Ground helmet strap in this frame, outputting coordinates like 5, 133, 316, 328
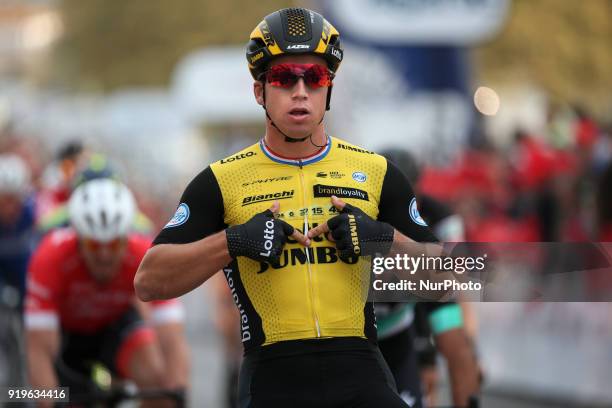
326, 85, 333, 111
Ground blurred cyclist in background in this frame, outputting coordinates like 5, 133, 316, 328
26, 179, 189, 407
0, 153, 35, 389
0, 153, 37, 312
378, 149, 481, 408
36, 140, 88, 221
37, 153, 154, 236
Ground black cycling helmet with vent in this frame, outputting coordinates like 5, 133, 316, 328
246, 8, 343, 81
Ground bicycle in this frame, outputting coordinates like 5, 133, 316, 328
54, 359, 186, 407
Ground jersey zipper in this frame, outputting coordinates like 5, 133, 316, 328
297, 159, 321, 337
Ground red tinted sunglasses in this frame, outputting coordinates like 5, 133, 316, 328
82, 238, 125, 253
263, 63, 334, 89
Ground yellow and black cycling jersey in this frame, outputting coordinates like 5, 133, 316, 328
154, 136, 437, 352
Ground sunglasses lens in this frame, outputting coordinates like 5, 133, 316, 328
267, 66, 299, 88
303, 65, 332, 88
266, 64, 332, 89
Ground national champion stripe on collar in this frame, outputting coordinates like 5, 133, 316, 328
259, 135, 332, 166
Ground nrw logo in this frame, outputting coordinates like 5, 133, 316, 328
165, 203, 190, 228
409, 198, 427, 227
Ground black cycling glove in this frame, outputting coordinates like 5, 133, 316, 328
328, 203, 394, 261
226, 209, 295, 266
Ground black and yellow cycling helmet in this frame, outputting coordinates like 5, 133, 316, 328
246, 8, 343, 81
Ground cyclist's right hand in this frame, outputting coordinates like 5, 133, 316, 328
226, 201, 309, 266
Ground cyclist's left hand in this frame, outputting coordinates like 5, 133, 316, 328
307, 196, 394, 261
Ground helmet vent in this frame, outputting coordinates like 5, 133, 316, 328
85, 213, 95, 231
100, 210, 108, 228
282, 8, 311, 42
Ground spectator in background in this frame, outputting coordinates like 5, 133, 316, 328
596, 161, 612, 242
0, 153, 35, 390
592, 122, 612, 175
0, 153, 38, 312
37, 153, 154, 236
378, 149, 481, 408
37, 140, 88, 221
574, 105, 599, 153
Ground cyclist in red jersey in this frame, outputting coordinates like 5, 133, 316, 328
25, 178, 189, 407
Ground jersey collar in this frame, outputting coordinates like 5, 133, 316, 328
259, 135, 332, 166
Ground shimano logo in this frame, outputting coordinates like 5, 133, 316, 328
313, 184, 369, 201
260, 219, 275, 258
242, 190, 294, 206
331, 48, 342, 60
220, 151, 256, 164
316, 171, 344, 179
287, 44, 310, 50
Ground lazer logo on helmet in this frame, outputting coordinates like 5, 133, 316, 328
287, 44, 310, 50
242, 190, 294, 206
313, 184, 369, 201
220, 151, 256, 164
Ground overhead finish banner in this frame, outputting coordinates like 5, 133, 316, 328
325, 0, 510, 45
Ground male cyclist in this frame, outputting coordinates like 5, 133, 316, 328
136, 8, 443, 407
26, 179, 189, 407
37, 153, 154, 236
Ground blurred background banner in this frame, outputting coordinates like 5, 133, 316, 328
171, 47, 262, 125
319, 0, 506, 162
325, 0, 510, 45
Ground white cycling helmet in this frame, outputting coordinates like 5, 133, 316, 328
68, 178, 136, 242
0, 154, 31, 196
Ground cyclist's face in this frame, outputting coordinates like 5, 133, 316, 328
255, 55, 329, 138
79, 238, 127, 282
